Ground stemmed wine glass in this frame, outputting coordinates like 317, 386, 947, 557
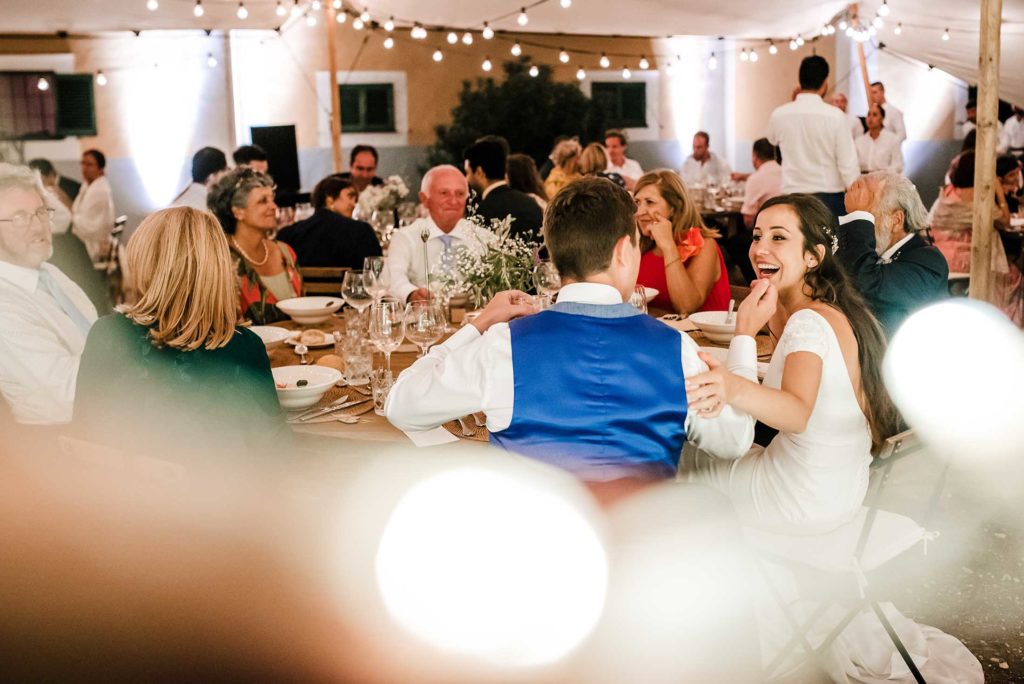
369, 297, 406, 374
342, 270, 373, 316
534, 260, 562, 298
363, 256, 390, 302
404, 301, 445, 358
628, 285, 649, 314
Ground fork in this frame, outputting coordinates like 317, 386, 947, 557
472, 412, 487, 428
457, 417, 477, 437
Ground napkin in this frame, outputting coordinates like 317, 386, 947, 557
403, 426, 460, 447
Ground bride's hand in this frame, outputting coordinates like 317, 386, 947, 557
686, 352, 734, 418
736, 278, 778, 337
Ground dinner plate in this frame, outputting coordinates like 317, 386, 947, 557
285, 332, 335, 349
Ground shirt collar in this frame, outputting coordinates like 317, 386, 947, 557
795, 93, 824, 104
423, 216, 473, 240
880, 232, 915, 262
481, 180, 507, 200
0, 259, 42, 293
556, 282, 624, 305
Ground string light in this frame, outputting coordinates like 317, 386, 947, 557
352, 17, 364, 29
96, 71, 107, 86
868, 25, 877, 36
559, 48, 569, 63
665, 61, 675, 77
517, 8, 528, 26
336, 11, 346, 23
639, 56, 649, 70
275, 0, 285, 17
621, 66, 631, 79
894, 22, 903, 35
359, 10, 370, 22
510, 40, 522, 56
36, 76, 49, 91
878, 0, 891, 17
306, 12, 317, 26
789, 38, 798, 50
529, 65, 539, 77
560, 0, 571, 7
482, 23, 494, 39
333, 0, 342, 8
462, 32, 473, 45
739, 47, 749, 62
599, 52, 610, 68
193, 0, 204, 18
576, 66, 585, 81
482, 57, 492, 72
207, 52, 218, 67
411, 24, 427, 39
749, 49, 759, 63
942, 28, 950, 41
796, 36, 805, 46
839, 20, 848, 30
768, 41, 778, 55
845, 26, 854, 37
383, 36, 394, 49
311, 0, 321, 9
433, 49, 443, 62
146, 0, 158, 11
447, 31, 458, 44
384, 16, 394, 31
707, 53, 718, 70
872, 16, 884, 29
236, 2, 248, 20
291, 0, 301, 17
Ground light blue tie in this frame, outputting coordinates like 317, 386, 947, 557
439, 234, 453, 252
439, 234, 454, 274
38, 269, 92, 337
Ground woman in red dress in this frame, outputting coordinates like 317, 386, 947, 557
634, 170, 731, 314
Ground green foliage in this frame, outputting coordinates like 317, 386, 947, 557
429, 57, 611, 168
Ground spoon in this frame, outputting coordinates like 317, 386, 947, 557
725, 298, 736, 325
295, 343, 309, 364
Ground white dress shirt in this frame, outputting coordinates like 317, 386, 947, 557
606, 157, 644, 182
71, 175, 115, 262
0, 260, 98, 424
767, 93, 860, 194
740, 160, 783, 216
386, 216, 495, 303
171, 182, 209, 210
1001, 116, 1024, 151
681, 152, 732, 186
386, 282, 757, 460
881, 102, 907, 143
848, 112, 865, 138
878, 231, 916, 264
44, 188, 72, 235
855, 130, 905, 173
962, 119, 1005, 151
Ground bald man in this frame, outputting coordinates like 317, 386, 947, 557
386, 165, 495, 303
830, 92, 866, 138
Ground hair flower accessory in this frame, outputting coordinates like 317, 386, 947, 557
823, 225, 839, 254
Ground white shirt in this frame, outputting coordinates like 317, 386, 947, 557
71, 175, 115, 262
44, 188, 72, 235
171, 182, 209, 210
0, 260, 98, 424
879, 231, 916, 264
606, 157, 644, 182
681, 152, 732, 186
386, 282, 756, 461
740, 160, 783, 216
1001, 116, 1024, 151
855, 129, 905, 173
962, 119, 1006, 152
881, 102, 907, 143
847, 112, 865, 138
767, 93, 860, 194
385, 216, 495, 303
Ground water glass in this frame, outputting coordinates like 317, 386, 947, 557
535, 293, 554, 310
336, 332, 372, 385
342, 270, 373, 313
364, 256, 390, 301
405, 301, 445, 357
370, 368, 394, 416
369, 297, 406, 373
534, 260, 562, 296
629, 285, 649, 314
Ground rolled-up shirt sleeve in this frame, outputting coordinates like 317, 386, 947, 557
682, 332, 756, 459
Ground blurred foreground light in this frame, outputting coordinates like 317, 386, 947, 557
884, 300, 1024, 465
375, 466, 608, 667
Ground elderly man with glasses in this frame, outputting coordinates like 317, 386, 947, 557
0, 163, 97, 425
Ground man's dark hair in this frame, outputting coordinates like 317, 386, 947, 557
233, 144, 267, 166
311, 174, 354, 209
28, 158, 56, 177
798, 55, 830, 91
475, 134, 510, 159
604, 129, 627, 146
752, 138, 775, 163
997, 154, 1020, 179
950, 151, 976, 189
871, 81, 885, 91
694, 131, 710, 144
191, 147, 228, 184
83, 149, 106, 169
961, 129, 977, 153
350, 144, 379, 165
543, 177, 638, 281
463, 140, 507, 181
965, 99, 977, 110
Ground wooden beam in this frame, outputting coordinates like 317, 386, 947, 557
971, 0, 1002, 304
849, 4, 873, 104
325, 4, 343, 174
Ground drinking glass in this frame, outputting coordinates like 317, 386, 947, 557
369, 297, 406, 374
405, 301, 445, 358
335, 332, 372, 385
342, 270, 373, 314
363, 257, 390, 301
629, 285, 649, 314
534, 260, 562, 297
370, 368, 394, 416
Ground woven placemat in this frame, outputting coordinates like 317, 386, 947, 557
442, 418, 490, 442
687, 331, 774, 358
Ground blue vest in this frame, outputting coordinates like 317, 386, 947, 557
490, 301, 689, 482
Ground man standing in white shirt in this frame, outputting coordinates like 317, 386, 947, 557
0, 164, 98, 424
386, 165, 494, 303
71, 149, 115, 263
172, 147, 228, 210
386, 177, 755, 488
604, 129, 644, 190
854, 104, 905, 174
680, 131, 732, 186
869, 81, 906, 144
1001, 106, 1024, 155
767, 55, 860, 218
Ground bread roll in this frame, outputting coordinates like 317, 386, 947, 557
299, 329, 328, 346
316, 354, 345, 373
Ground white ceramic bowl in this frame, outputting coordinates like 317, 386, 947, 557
643, 287, 659, 303
249, 325, 292, 350
275, 296, 343, 325
272, 365, 342, 411
688, 310, 736, 344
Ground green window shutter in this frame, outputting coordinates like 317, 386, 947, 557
339, 83, 395, 133
591, 82, 646, 129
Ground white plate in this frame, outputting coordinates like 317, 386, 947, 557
249, 325, 291, 350
285, 332, 335, 349
688, 310, 737, 344
698, 346, 769, 380
644, 287, 659, 303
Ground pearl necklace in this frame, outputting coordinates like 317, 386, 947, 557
232, 237, 270, 266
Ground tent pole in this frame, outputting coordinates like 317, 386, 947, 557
850, 4, 873, 102
325, 4, 344, 174
971, 0, 1002, 304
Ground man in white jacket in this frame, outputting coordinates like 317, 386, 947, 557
71, 149, 115, 263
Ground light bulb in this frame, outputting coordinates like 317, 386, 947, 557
146, 0, 158, 11
639, 56, 649, 70
769, 42, 778, 55
529, 65, 539, 77
482, 23, 493, 39
942, 28, 950, 41
433, 49, 443, 62
312, 0, 321, 9
621, 66, 631, 79
333, 0, 341, 8
462, 32, 473, 45
352, 17, 364, 29
749, 49, 759, 63
36, 77, 49, 91
96, 71, 107, 86
707, 53, 718, 70
878, 0, 890, 17
193, 1, 204, 17
845, 26, 854, 37
740, 48, 749, 62
839, 19, 848, 30
383, 36, 393, 49
560, 0, 571, 7
275, 1, 285, 17
599, 53, 610, 68
517, 8, 528, 26
576, 67, 585, 81
306, 13, 317, 26
511, 41, 522, 56
873, 16, 884, 29
789, 38, 799, 50
482, 57, 492, 72
796, 36, 805, 46
291, 0, 300, 17
447, 31, 458, 44
207, 52, 218, 67
336, 11, 346, 22
384, 16, 394, 31
236, 2, 247, 19
894, 23, 903, 35
360, 10, 370, 22
559, 49, 569, 64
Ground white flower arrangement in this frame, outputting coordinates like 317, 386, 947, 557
356, 174, 410, 217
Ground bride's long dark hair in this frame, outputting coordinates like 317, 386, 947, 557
756, 194, 899, 453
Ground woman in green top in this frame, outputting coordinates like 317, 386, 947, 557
73, 207, 290, 462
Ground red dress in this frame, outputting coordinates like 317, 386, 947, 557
637, 237, 731, 314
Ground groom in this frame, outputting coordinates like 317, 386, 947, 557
386, 177, 755, 485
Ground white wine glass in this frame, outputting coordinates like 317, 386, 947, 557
369, 297, 406, 374
342, 270, 373, 315
363, 256, 390, 302
533, 260, 562, 297
404, 301, 445, 358
629, 285, 649, 314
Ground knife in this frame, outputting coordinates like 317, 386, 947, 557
294, 394, 348, 421
298, 398, 371, 422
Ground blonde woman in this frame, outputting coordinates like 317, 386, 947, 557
634, 169, 731, 314
576, 143, 626, 188
543, 138, 583, 199
73, 207, 288, 460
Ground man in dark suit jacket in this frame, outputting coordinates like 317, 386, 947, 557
464, 139, 544, 243
837, 172, 948, 337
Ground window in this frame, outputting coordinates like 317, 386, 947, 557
591, 82, 647, 129
339, 83, 395, 133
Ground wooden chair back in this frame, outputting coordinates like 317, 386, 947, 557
299, 267, 350, 296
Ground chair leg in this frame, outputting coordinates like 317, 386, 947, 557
870, 602, 927, 684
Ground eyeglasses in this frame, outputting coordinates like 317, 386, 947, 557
0, 207, 55, 230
